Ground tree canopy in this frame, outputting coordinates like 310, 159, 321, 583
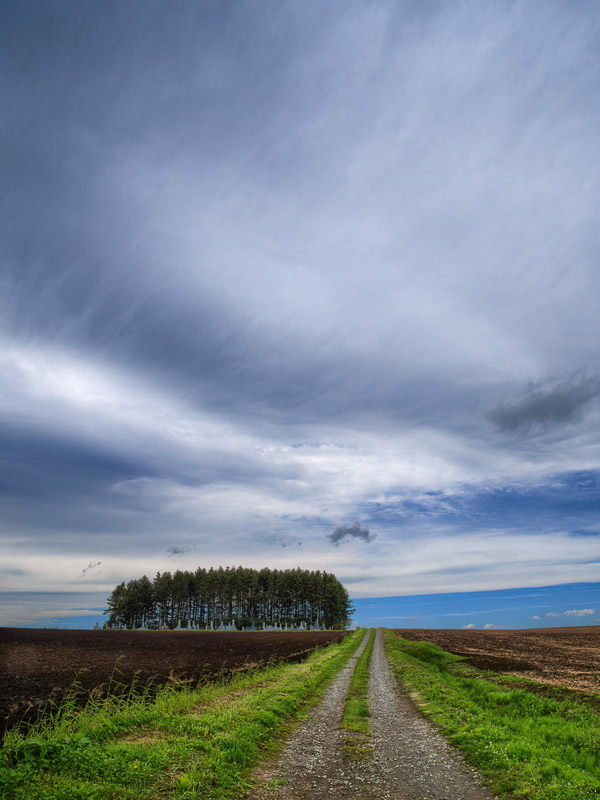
104, 566, 353, 630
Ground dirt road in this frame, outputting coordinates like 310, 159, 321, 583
251, 628, 496, 799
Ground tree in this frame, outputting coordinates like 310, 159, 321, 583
104, 565, 353, 630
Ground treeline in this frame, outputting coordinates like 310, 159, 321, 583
104, 566, 353, 630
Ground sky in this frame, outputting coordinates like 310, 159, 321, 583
1, 1, 599, 630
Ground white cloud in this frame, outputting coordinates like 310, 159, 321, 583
564, 608, 597, 617
531, 608, 598, 620
463, 623, 476, 629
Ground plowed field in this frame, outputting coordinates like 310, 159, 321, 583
393, 626, 600, 694
0, 628, 346, 732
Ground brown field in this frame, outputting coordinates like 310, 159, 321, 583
393, 625, 600, 694
0, 627, 346, 732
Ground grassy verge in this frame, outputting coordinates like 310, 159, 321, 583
340, 627, 374, 759
1, 629, 364, 800
384, 630, 600, 800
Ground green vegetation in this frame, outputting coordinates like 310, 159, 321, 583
384, 630, 600, 800
342, 628, 374, 733
0, 629, 364, 800
105, 566, 353, 630
341, 627, 375, 759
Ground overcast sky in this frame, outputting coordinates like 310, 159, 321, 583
2, 1, 599, 628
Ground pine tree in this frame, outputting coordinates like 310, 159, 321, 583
104, 566, 353, 630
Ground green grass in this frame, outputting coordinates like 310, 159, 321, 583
0, 629, 365, 800
341, 627, 374, 733
384, 630, 600, 800
340, 627, 374, 759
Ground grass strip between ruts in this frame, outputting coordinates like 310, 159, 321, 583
340, 627, 375, 760
384, 629, 600, 800
1, 628, 365, 800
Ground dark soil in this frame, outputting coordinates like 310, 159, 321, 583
393, 625, 600, 694
0, 628, 346, 732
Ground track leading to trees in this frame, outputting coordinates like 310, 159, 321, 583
251, 628, 496, 800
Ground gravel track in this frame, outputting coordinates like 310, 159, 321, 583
250, 628, 497, 800
367, 628, 496, 799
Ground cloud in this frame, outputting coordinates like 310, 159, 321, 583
2, 2, 600, 621
327, 523, 376, 547
564, 608, 597, 617
463, 623, 476, 629
483, 623, 497, 629
532, 608, 597, 620
270, 536, 290, 549
165, 545, 195, 559
0, 591, 109, 627
79, 561, 101, 578
488, 377, 600, 433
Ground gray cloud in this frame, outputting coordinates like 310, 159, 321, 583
165, 545, 195, 559
2, 1, 598, 429
1, 1, 600, 611
0, 568, 26, 577
79, 561, 101, 578
488, 377, 600, 432
327, 524, 376, 547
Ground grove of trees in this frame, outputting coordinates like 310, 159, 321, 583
104, 566, 354, 630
